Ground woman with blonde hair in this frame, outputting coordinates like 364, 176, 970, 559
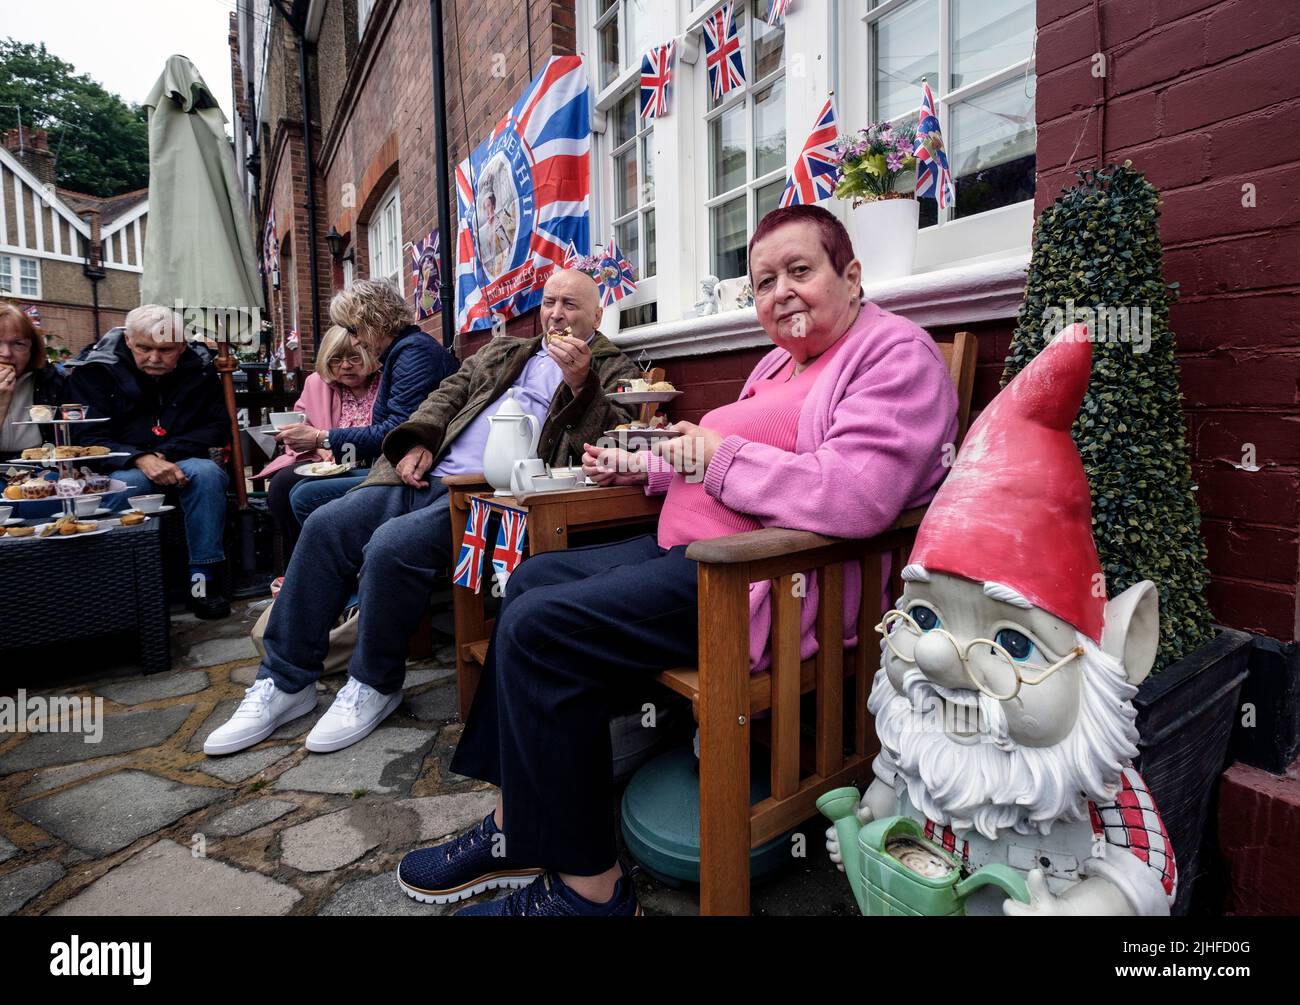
274, 278, 457, 524
0, 301, 64, 454
255, 324, 382, 565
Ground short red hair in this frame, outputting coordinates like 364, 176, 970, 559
0, 301, 45, 371
747, 204, 856, 279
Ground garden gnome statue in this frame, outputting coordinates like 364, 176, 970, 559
822, 325, 1177, 916
694, 275, 720, 316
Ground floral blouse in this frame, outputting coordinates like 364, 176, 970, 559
338, 376, 380, 429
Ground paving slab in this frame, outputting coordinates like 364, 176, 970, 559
16, 770, 226, 857
274, 727, 433, 796
280, 807, 382, 873
204, 799, 298, 837
319, 871, 449, 917
398, 791, 498, 842
16, 756, 132, 801
49, 840, 301, 916
190, 745, 296, 784
0, 860, 65, 915
230, 665, 257, 686
181, 636, 258, 669
95, 671, 210, 706
405, 684, 458, 724
0, 835, 16, 865
403, 665, 455, 689
0, 705, 194, 776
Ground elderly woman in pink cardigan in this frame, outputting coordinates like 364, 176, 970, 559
255, 324, 380, 566
397, 204, 958, 917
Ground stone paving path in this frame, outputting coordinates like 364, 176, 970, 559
0, 602, 857, 917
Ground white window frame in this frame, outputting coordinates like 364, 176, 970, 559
0, 254, 41, 299
342, 257, 355, 291
697, 0, 787, 282
367, 180, 403, 295
609, 88, 658, 279
861, 0, 1036, 271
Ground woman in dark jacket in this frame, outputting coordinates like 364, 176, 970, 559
273, 279, 457, 522
0, 302, 66, 455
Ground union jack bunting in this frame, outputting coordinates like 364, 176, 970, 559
491, 507, 528, 591
262, 208, 279, 275
22, 305, 41, 327
598, 239, 637, 306
410, 232, 442, 321
703, 1, 745, 102
766, 0, 791, 26
914, 79, 956, 209
562, 240, 580, 268
640, 40, 675, 122
779, 97, 839, 208
453, 497, 490, 594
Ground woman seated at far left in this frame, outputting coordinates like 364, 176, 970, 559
255, 324, 380, 567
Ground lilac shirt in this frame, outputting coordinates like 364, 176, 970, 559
432, 341, 567, 477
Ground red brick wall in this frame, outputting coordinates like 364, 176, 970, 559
1035, 0, 1300, 643
32, 304, 129, 356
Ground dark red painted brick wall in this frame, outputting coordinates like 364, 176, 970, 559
1035, 0, 1300, 643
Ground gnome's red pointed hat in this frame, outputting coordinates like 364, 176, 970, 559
908, 325, 1105, 642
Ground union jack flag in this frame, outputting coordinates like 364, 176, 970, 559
598, 239, 637, 307
703, 1, 745, 102
914, 79, 956, 209
453, 497, 490, 593
22, 305, 41, 327
640, 41, 675, 122
779, 97, 839, 208
455, 56, 591, 334
562, 240, 580, 268
766, 0, 791, 26
491, 507, 528, 591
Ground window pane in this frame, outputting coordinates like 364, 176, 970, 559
615, 218, 639, 277
644, 208, 656, 278
756, 178, 783, 222
619, 302, 657, 329
753, 77, 785, 179
952, 0, 1035, 89
614, 149, 638, 217
641, 130, 655, 205
752, 0, 784, 80
614, 91, 637, 147
710, 103, 746, 197
950, 76, 1036, 219
597, 0, 616, 14
0, 257, 11, 294
873, 0, 938, 122
625, 0, 654, 70
20, 274, 38, 298
708, 3, 746, 111
711, 195, 747, 279
599, 15, 620, 87
20, 259, 37, 279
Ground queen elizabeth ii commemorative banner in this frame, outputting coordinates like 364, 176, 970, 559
454, 55, 591, 334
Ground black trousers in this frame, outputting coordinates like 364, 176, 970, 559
450, 533, 700, 875
267, 466, 310, 570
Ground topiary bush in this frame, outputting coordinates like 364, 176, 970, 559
1001, 162, 1215, 672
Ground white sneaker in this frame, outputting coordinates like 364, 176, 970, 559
204, 678, 317, 756
304, 678, 402, 753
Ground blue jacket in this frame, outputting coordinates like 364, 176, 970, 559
326, 326, 456, 462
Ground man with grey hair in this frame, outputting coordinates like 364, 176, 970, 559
67, 305, 234, 618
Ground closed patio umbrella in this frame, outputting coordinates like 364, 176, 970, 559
141, 54, 264, 509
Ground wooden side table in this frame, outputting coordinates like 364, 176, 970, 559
447, 477, 664, 719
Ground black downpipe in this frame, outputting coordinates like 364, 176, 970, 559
429, 0, 456, 355
295, 33, 323, 359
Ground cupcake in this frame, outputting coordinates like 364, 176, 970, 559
83, 473, 111, 493
56, 477, 84, 497
21, 479, 56, 499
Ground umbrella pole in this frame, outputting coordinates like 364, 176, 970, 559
214, 339, 249, 510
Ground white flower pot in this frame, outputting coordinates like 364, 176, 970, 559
848, 197, 919, 285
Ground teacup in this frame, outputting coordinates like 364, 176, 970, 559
128, 494, 165, 513
73, 495, 102, 517
270, 411, 307, 429
509, 458, 547, 497
0, 506, 11, 522
531, 475, 578, 493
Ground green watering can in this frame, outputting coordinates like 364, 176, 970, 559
818, 787, 1030, 916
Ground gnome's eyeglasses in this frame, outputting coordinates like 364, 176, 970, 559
875, 609, 1084, 702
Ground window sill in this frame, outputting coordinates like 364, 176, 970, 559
610, 249, 1030, 359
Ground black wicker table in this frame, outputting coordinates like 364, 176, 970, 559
0, 518, 171, 674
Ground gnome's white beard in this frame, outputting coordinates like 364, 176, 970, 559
870, 635, 1140, 841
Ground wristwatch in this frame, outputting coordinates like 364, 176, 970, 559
319, 431, 331, 450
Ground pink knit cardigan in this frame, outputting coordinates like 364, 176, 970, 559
648, 301, 958, 670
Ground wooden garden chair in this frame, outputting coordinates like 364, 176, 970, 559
654, 331, 977, 915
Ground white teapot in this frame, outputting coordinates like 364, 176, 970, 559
483, 390, 541, 496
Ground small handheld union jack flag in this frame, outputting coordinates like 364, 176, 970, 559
640, 40, 675, 122
562, 240, 580, 268
491, 507, 528, 591
779, 98, 839, 208
703, 1, 745, 102
766, 0, 791, 27
598, 240, 637, 307
453, 497, 490, 594
914, 79, 956, 209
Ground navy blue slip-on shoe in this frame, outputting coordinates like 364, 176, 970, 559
397, 812, 544, 905
454, 870, 641, 917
